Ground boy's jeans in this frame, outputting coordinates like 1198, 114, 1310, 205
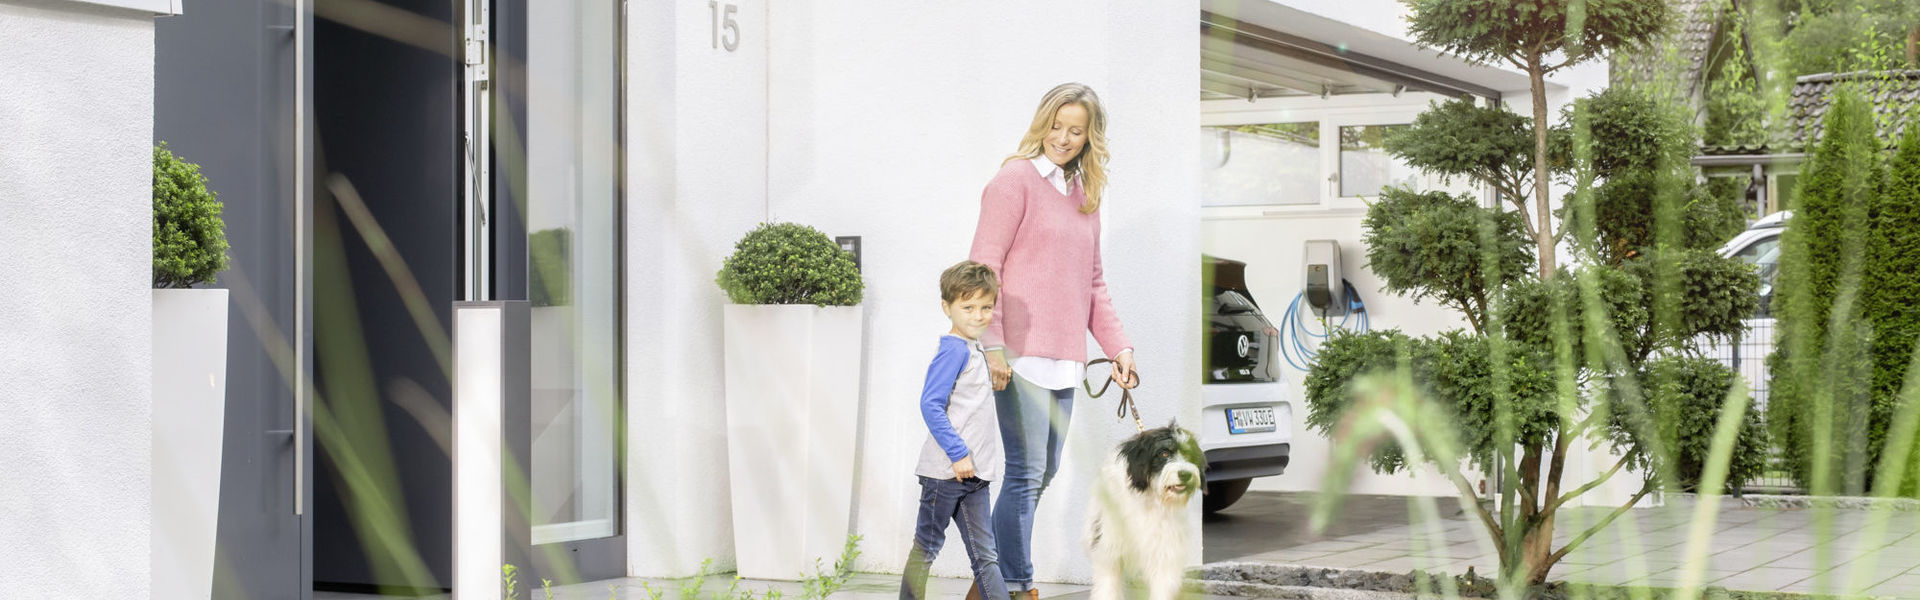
992, 374, 1076, 592
901, 476, 1007, 600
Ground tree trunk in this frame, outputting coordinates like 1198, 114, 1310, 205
1522, 515, 1559, 586
1529, 60, 1556, 279
1908, 24, 1918, 68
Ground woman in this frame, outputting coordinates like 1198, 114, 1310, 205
968, 82, 1136, 600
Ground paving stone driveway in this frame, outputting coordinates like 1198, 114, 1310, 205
1205, 491, 1920, 597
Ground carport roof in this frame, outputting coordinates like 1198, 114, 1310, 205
1200, 1, 1547, 102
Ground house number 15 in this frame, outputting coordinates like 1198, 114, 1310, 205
709, 1, 739, 52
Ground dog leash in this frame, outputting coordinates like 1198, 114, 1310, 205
1083, 358, 1145, 433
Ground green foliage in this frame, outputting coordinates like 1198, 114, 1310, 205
1687, 180, 1755, 250
1578, 88, 1689, 179
1781, 2, 1917, 75
798, 535, 861, 599
153, 143, 229, 288
1642, 357, 1770, 493
715, 222, 863, 306
504, 564, 521, 600
1362, 189, 1534, 332
1575, 87, 1747, 263
1304, 329, 1560, 474
1402, 0, 1673, 69
610, 536, 861, 600
1702, 12, 1769, 149
529, 228, 571, 307
1770, 88, 1885, 493
1313, 46, 1761, 585
1382, 98, 1570, 200
1863, 124, 1920, 497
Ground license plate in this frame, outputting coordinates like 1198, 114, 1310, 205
1226, 406, 1276, 434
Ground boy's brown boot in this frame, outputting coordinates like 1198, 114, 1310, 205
962, 583, 982, 600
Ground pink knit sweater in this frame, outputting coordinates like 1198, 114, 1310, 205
968, 159, 1132, 362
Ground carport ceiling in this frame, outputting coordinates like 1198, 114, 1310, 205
1200, 9, 1516, 101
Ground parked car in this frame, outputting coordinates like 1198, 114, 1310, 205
1706, 210, 1787, 407
1199, 255, 1292, 512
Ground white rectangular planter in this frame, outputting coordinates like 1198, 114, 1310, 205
152, 288, 229, 600
721, 304, 862, 580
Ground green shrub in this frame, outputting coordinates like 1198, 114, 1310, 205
1361, 189, 1533, 333
715, 222, 862, 306
529, 228, 571, 307
1864, 123, 1920, 497
1641, 356, 1769, 494
152, 143, 229, 288
1769, 88, 1885, 494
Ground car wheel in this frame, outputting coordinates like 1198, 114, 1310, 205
1203, 478, 1252, 513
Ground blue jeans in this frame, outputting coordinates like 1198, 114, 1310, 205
992, 374, 1075, 592
901, 476, 1006, 600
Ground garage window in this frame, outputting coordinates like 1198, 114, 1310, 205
1202, 122, 1321, 207
1338, 124, 1417, 198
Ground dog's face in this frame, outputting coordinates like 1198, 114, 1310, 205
1116, 422, 1206, 505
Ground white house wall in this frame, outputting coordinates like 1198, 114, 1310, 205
0, 0, 156, 597
627, 0, 1201, 583
624, 0, 772, 577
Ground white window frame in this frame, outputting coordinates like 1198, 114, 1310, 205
1201, 92, 1492, 218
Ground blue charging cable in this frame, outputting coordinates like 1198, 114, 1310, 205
1279, 279, 1369, 371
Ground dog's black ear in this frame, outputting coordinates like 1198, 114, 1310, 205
1117, 435, 1155, 492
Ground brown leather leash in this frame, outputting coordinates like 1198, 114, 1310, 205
1083, 357, 1145, 433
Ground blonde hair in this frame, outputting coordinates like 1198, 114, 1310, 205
1004, 82, 1109, 214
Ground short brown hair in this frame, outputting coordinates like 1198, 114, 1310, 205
940, 261, 999, 303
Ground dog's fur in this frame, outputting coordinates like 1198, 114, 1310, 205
1086, 422, 1205, 600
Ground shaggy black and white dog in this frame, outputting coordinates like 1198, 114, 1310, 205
1086, 422, 1205, 600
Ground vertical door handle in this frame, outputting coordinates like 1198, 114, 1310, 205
292, 0, 308, 517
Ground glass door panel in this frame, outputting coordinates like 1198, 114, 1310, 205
525, 0, 621, 546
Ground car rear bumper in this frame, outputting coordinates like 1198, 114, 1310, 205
1205, 442, 1290, 481
1200, 381, 1292, 482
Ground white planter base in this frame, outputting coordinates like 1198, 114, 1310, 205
722, 304, 862, 580
152, 288, 229, 600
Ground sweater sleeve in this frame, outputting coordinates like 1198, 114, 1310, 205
920, 337, 972, 462
1087, 216, 1132, 358
969, 166, 1026, 350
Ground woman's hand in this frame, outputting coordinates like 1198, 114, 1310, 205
986, 349, 1012, 391
1111, 350, 1138, 389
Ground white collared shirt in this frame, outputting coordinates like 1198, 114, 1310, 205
1000, 158, 1128, 391
1030, 156, 1074, 196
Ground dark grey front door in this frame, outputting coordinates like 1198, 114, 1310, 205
309, 0, 463, 593
156, 2, 310, 599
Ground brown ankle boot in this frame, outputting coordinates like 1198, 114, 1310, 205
963, 583, 982, 600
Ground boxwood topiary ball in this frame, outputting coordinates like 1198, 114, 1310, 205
715, 222, 863, 306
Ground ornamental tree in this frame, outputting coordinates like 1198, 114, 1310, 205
1309, 78, 1763, 589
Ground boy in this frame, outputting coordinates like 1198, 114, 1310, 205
901, 261, 1008, 600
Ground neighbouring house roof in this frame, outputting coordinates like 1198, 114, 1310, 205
1784, 70, 1920, 148
1611, 0, 1724, 98
1694, 70, 1920, 171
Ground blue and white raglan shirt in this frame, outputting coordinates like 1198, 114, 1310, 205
914, 334, 1004, 482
